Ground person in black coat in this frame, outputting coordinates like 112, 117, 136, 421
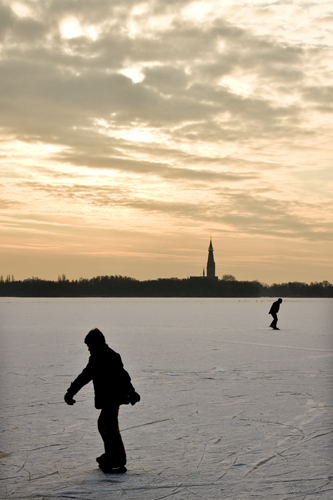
64, 328, 140, 473
269, 298, 283, 329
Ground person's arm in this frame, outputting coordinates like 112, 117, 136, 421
116, 353, 141, 405
120, 371, 141, 405
64, 359, 93, 405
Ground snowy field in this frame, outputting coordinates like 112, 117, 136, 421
0, 297, 332, 500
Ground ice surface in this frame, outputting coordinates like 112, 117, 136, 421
0, 297, 332, 499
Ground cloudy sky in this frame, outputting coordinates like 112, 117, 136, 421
1, 0, 332, 283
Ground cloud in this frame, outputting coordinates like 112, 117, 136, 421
10, 174, 332, 245
0, 197, 20, 209
1, 0, 332, 281
0, 1, 316, 153
302, 86, 333, 111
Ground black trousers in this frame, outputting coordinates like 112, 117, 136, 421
270, 312, 278, 328
97, 406, 126, 466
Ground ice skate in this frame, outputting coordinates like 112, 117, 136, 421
99, 462, 127, 474
96, 453, 107, 464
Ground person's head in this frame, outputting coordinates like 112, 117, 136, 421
84, 328, 106, 352
278, 298, 283, 303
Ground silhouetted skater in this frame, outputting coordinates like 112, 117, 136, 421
64, 328, 140, 473
269, 298, 283, 330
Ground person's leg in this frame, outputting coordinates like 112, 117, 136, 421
97, 407, 127, 466
269, 313, 274, 327
274, 314, 279, 329
270, 313, 277, 328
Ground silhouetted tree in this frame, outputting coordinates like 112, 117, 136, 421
222, 274, 236, 281
0, 276, 331, 298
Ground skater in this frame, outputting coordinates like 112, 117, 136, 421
269, 298, 283, 330
64, 328, 140, 473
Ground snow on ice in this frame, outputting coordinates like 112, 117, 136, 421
0, 297, 332, 499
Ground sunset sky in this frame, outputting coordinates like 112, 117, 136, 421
1, 0, 332, 284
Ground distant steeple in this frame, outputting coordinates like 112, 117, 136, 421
206, 238, 216, 279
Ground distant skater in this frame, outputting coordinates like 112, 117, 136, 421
64, 328, 140, 473
269, 298, 283, 330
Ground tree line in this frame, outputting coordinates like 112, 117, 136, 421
0, 275, 332, 297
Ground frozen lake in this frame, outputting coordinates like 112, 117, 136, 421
0, 297, 332, 499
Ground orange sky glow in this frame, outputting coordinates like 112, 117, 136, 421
1, 0, 332, 284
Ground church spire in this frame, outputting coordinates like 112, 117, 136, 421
206, 238, 216, 279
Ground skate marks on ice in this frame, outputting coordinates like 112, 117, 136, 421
1, 375, 332, 497
3, 372, 332, 500
157, 368, 331, 499
202, 338, 333, 353
1, 297, 333, 499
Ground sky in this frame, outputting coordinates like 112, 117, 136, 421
1, 0, 332, 284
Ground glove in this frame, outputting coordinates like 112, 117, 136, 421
64, 392, 76, 405
129, 391, 140, 406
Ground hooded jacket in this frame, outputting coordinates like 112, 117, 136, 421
67, 343, 136, 409
269, 300, 281, 315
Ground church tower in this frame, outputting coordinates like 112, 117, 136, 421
206, 238, 216, 279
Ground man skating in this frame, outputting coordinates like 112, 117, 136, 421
64, 328, 140, 473
269, 298, 283, 330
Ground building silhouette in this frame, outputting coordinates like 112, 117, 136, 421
190, 238, 218, 281
206, 238, 216, 279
